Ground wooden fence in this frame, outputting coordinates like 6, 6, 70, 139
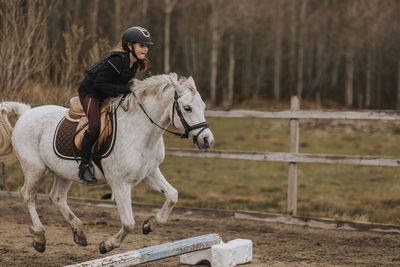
166, 96, 400, 216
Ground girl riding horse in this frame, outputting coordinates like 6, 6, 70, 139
77, 26, 153, 184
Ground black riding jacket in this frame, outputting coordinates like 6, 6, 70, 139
78, 52, 138, 101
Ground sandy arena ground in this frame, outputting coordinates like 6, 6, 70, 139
0, 193, 399, 266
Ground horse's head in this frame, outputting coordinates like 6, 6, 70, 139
169, 75, 214, 150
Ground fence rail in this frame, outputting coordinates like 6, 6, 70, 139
205, 109, 400, 120
165, 149, 400, 167
166, 96, 400, 216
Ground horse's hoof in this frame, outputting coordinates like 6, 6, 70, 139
74, 233, 87, 247
32, 241, 46, 253
142, 219, 152, 235
99, 241, 108, 254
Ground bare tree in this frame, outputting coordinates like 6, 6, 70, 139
288, 0, 298, 95
209, 0, 222, 107
365, 45, 373, 108
0, 0, 53, 99
2, 0, 400, 108
296, 0, 307, 99
227, 32, 235, 109
114, 0, 123, 44
61, 25, 88, 89
344, 45, 354, 108
273, 0, 283, 101
309, 1, 331, 106
397, 61, 400, 110
141, 0, 148, 25
164, 0, 178, 74
90, 0, 100, 46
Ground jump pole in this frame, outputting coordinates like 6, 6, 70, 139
65, 233, 222, 267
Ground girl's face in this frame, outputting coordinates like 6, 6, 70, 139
132, 43, 149, 60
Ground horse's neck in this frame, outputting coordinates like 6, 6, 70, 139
117, 93, 172, 144
141, 94, 172, 128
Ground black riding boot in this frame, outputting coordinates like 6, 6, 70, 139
78, 131, 97, 184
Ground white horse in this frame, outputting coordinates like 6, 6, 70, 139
0, 73, 214, 253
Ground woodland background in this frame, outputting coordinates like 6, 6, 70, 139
1, 0, 400, 109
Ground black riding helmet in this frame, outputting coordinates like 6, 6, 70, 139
122, 26, 153, 60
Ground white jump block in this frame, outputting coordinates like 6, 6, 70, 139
180, 239, 252, 267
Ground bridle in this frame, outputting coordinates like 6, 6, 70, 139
130, 91, 209, 145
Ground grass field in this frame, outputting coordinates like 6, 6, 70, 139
2, 116, 400, 224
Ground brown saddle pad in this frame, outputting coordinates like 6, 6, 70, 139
53, 112, 117, 160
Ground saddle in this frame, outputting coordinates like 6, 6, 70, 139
53, 96, 117, 164
68, 96, 112, 151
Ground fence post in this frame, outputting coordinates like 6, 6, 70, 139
288, 96, 300, 215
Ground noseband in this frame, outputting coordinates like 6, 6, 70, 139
132, 91, 209, 145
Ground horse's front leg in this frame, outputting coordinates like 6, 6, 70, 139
142, 168, 178, 235
99, 182, 134, 254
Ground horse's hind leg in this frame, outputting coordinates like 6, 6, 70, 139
20, 161, 47, 253
142, 168, 178, 234
49, 176, 87, 246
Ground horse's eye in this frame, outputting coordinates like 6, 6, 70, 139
183, 106, 192, 112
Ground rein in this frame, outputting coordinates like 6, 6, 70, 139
129, 90, 209, 145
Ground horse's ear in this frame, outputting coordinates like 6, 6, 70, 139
169, 72, 178, 82
187, 76, 196, 89
169, 73, 184, 93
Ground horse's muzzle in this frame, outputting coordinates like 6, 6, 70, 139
193, 128, 214, 150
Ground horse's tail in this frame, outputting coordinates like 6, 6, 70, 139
0, 102, 31, 160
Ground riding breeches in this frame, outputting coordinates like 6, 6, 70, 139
79, 95, 100, 138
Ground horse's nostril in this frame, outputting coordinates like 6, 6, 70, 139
203, 136, 208, 145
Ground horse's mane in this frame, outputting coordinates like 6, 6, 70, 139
110, 73, 197, 111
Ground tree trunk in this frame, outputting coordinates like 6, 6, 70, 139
345, 46, 354, 108
288, 1, 297, 95
227, 33, 235, 109
311, 2, 330, 105
397, 61, 400, 109
365, 45, 373, 108
164, 0, 177, 74
210, 2, 220, 107
315, 91, 321, 108
90, 0, 100, 45
141, 0, 148, 25
296, 48, 304, 99
254, 52, 266, 103
71, 0, 80, 26
376, 56, 382, 108
114, 0, 122, 45
241, 30, 254, 98
164, 10, 171, 74
273, 1, 282, 101
297, 0, 307, 99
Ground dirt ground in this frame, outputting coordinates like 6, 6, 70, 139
0, 194, 399, 267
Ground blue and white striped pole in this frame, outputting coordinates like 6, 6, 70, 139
65, 234, 222, 267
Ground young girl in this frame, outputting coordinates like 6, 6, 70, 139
77, 26, 153, 184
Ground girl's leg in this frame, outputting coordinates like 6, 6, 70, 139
79, 95, 100, 138
78, 95, 100, 184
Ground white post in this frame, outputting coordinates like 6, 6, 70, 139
288, 96, 300, 215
